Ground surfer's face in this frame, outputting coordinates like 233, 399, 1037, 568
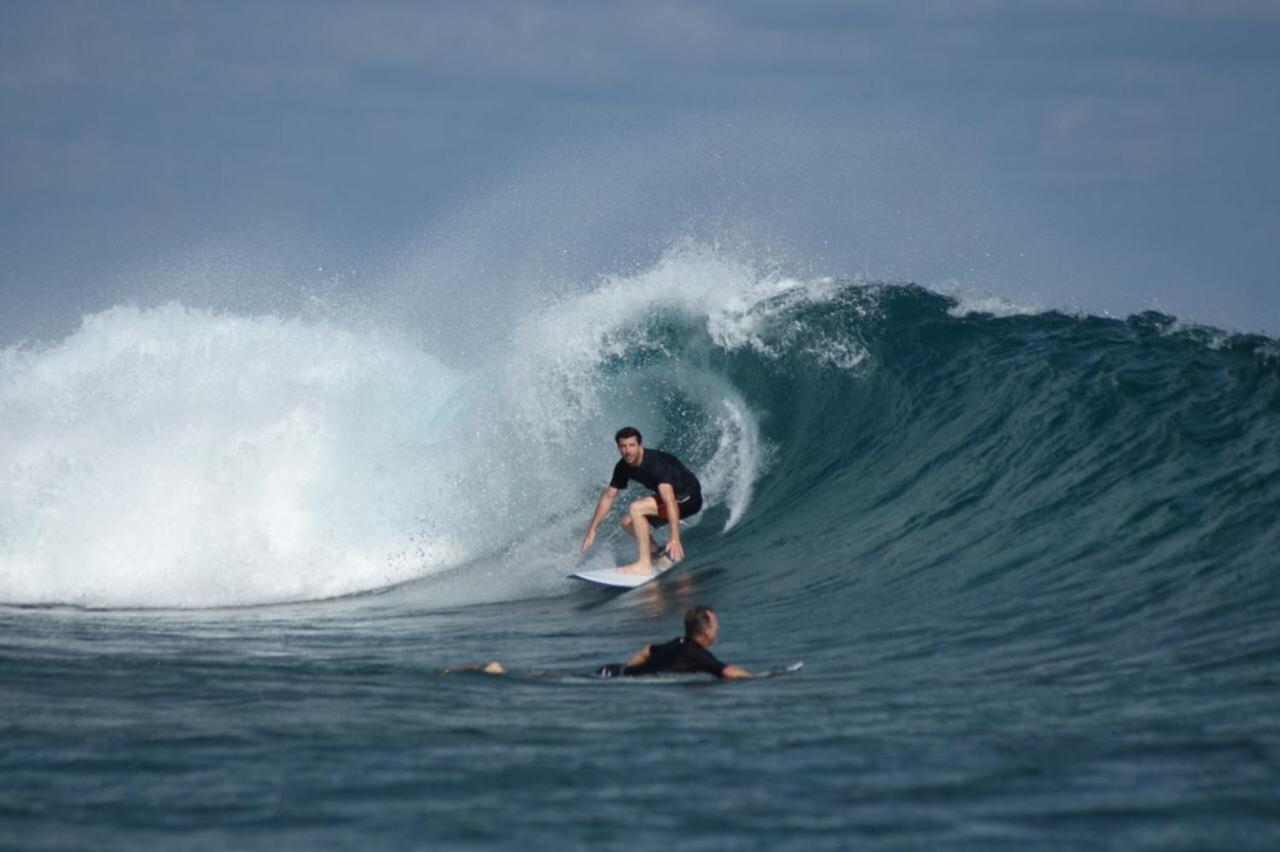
617, 436, 642, 466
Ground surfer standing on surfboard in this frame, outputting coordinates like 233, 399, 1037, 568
579, 426, 703, 576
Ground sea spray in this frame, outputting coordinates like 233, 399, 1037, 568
0, 247, 793, 607
0, 304, 467, 607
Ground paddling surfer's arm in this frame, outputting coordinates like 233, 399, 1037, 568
720, 665, 753, 679
624, 644, 652, 668
580, 486, 619, 552
657, 483, 683, 562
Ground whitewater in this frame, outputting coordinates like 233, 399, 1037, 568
3, 245, 1279, 849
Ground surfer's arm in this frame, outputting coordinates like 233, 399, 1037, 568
624, 644, 652, 668
719, 664, 753, 679
580, 486, 619, 552
657, 483, 683, 561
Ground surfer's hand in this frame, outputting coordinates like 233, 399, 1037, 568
580, 529, 595, 552
667, 540, 684, 562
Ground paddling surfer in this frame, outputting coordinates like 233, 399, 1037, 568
579, 427, 703, 576
596, 604, 752, 679
447, 605, 753, 680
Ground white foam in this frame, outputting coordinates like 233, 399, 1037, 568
0, 304, 467, 608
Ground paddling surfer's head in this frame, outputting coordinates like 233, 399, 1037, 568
615, 426, 643, 466
684, 605, 718, 646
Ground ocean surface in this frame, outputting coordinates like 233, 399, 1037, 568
3, 250, 1279, 849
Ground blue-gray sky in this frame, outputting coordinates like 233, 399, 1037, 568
3, 0, 1279, 346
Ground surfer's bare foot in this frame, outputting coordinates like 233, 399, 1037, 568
616, 560, 655, 575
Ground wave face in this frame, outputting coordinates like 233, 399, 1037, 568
2, 246, 1279, 620
709, 280, 1280, 664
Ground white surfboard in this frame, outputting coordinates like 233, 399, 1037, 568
769, 661, 805, 677
570, 557, 674, 589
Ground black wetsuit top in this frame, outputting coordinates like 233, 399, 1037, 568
596, 636, 727, 679
610, 449, 701, 500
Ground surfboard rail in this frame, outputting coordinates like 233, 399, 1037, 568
569, 566, 672, 588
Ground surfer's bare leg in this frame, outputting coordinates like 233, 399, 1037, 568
619, 510, 661, 555
617, 496, 661, 574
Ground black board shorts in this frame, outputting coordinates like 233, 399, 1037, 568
649, 491, 702, 528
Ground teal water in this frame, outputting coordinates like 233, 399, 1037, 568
3, 280, 1280, 849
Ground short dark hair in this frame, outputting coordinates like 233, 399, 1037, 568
614, 426, 642, 444
684, 605, 715, 639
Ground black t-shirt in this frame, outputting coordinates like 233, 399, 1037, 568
623, 636, 727, 678
609, 449, 701, 498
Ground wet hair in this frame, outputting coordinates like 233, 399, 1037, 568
614, 426, 642, 444
684, 605, 715, 639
